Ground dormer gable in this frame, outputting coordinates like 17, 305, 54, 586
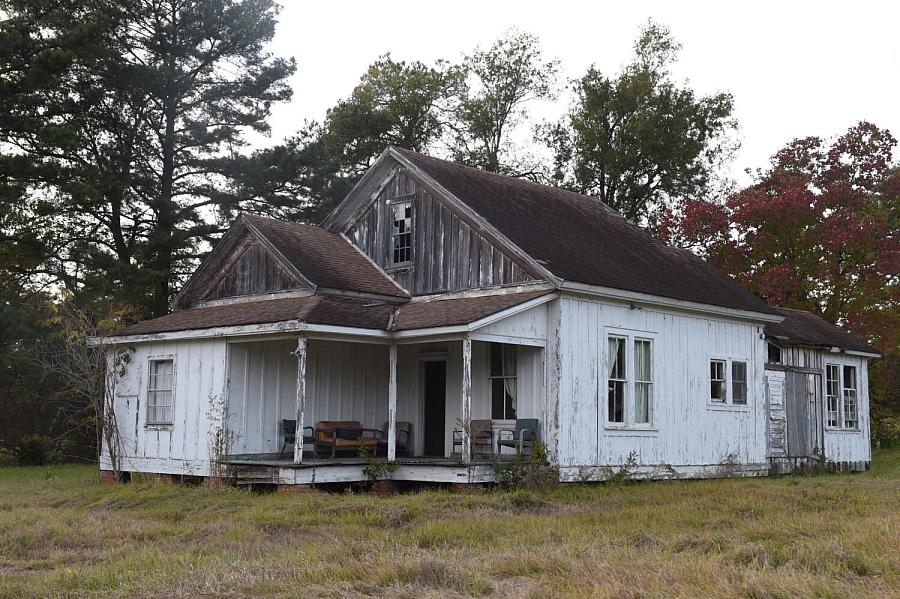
171, 215, 313, 309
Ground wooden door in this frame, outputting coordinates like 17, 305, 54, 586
423, 361, 446, 457
784, 371, 823, 457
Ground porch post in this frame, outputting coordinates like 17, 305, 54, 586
387, 344, 398, 462
293, 336, 308, 465
462, 336, 472, 464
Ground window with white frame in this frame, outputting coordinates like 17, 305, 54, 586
710, 360, 726, 403
634, 339, 652, 424
767, 342, 782, 364
825, 364, 840, 428
147, 358, 174, 425
843, 365, 858, 429
391, 201, 412, 264
489, 343, 517, 420
605, 334, 654, 427
607, 336, 626, 423
732, 361, 747, 405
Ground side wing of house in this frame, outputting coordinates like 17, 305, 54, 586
328, 161, 543, 295
101, 338, 229, 477
549, 294, 769, 480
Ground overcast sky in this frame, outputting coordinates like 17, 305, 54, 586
262, 0, 899, 184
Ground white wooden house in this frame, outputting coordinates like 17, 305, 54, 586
92, 148, 879, 486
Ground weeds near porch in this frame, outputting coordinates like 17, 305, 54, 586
492, 441, 558, 490
359, 446, 397, 491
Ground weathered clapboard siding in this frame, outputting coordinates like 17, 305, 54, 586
101, 338, 228, 476
204, 241, 302, 302
553, 295, 768, 471
346, 169, 536, 295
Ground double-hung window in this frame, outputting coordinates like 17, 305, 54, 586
825, 363, 860, 430
825, 365, 840, 428
391, 201, 412, 265
732, 362, 747, 405
633, 339, 652, 424
489, 343, 517, 420
607, 337, 626, 424
147, 358, 175, 426
709, 359, 748, 406
710, 360, 726, 403
606, 334, 653, 427
842, 365, 858, 429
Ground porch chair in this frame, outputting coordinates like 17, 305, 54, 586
280, 419, 314, 459
496, 418, 540, 457
452, 419, 494, 458
376, 421, 412, 456
313, 420, 381, 459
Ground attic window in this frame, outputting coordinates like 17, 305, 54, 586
391, 201, 412, 265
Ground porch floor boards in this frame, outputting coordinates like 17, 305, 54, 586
224, 454, 505, 469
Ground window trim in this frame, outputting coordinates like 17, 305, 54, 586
731, 360, 748, 405
707, 357, 752, 410
603, 329, 657, 431
709, 359, 727, 404
825, 363, 841, 430
488, 343, 518, 420
841, 364, 859, 431
146, 355, 176, 428
389, 198, 413, 268
824, 361, 861, 432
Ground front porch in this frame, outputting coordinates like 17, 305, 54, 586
221, 330, 546, 485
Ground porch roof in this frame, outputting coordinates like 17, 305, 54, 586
108, 290, 551, 338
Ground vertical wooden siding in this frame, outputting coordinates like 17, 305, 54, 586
104, 338, 228, 476
346, 169, 536, 295
553, 296, 768, 469
204, 241, 302, 302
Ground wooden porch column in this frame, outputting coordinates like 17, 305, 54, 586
293, 336, 308, 465
387, 344, 398, 462
461, 337, 473, 464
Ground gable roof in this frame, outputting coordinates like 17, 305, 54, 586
242, 215, 407, 299
110, 290, 551, 338
173, 214, 407, 308
764, 307, 879, 355
389, 148, 777, 316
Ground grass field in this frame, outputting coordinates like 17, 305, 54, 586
0, 451, 897, 598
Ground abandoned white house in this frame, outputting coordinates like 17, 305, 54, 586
92, 148, 879, 486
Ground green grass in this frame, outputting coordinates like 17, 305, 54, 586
1, 450, 898, 598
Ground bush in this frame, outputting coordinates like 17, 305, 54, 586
15, 434, 62, 466
0, 447, 16, 467
872, 414, 900, 448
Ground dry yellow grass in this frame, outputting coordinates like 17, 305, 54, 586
0, 449, 897, 598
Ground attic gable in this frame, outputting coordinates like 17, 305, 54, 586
172, 217, 313, 309
324, 152, 549, 295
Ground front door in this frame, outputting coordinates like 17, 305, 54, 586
423, 361, 446, 457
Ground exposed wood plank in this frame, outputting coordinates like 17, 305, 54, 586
388, 344, 398, 462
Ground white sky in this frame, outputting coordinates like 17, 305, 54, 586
262, 0, 900, 184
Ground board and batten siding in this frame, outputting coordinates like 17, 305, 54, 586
101, 338, 228, 476
764, 346, 872, 465
817, 352, 871, 464
552, 295, 768, 478
345, 169, 535, 295
226, 339, 390, 455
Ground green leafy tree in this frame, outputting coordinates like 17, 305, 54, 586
0, 0, 296, 317
543, 20, 736, 231
450, 30, 558, 175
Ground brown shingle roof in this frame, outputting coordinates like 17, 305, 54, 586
110, 291, 551, 337
112, 296, 394, 337
392, 290, 551, 331
764, 308, 879, 354
244, 214, 407, 298
395, 148, 777, 316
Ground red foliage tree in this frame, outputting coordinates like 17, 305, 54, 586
661, 123, 899, 438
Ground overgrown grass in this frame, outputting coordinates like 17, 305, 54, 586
0, 450, 897, 598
